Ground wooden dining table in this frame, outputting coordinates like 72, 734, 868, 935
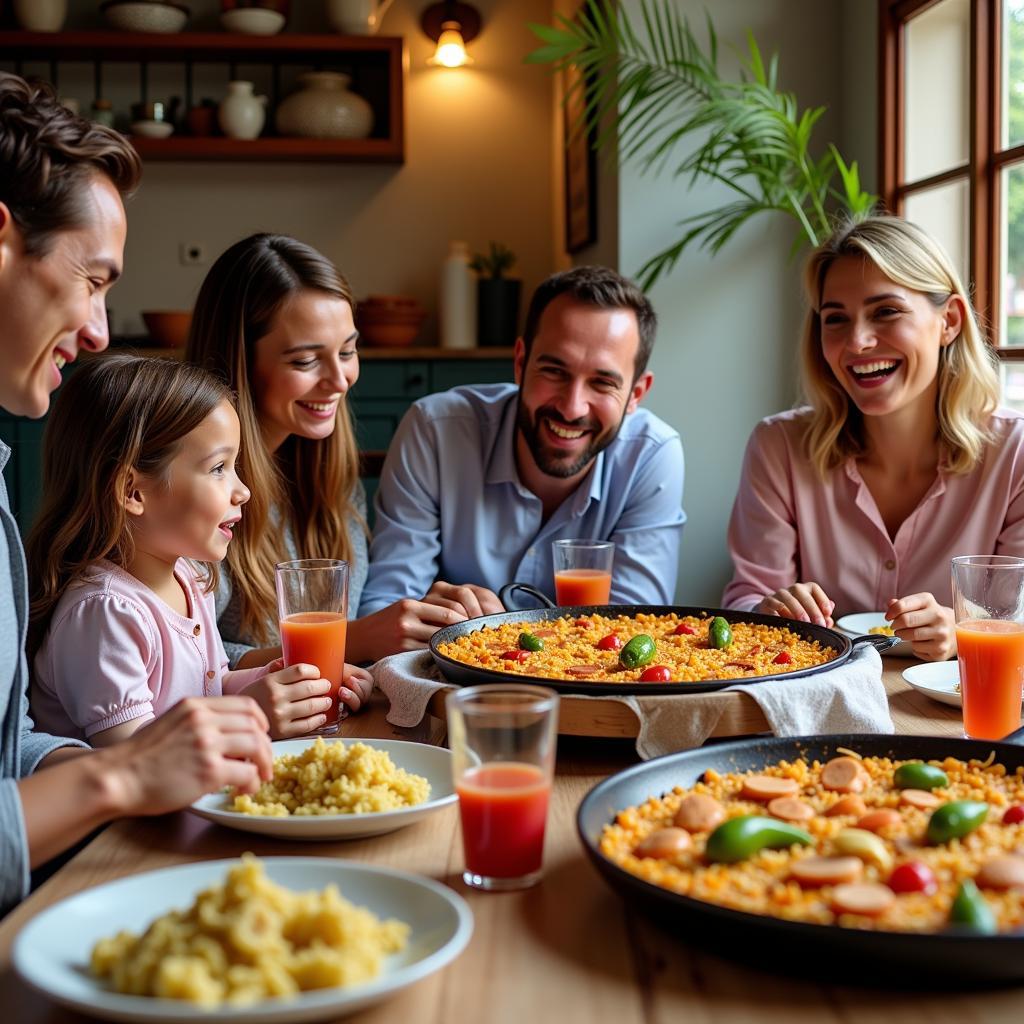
2, 662, 1023, 1023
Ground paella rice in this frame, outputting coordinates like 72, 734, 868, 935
600, 751, 1024, 932
231, 738, 430, 817
436, 612, 836, 683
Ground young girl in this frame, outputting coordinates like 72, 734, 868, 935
27, 355, 372, 745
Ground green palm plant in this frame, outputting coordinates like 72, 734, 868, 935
526, 0, 876, 289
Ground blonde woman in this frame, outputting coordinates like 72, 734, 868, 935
723, 215, 1024, 661
187, 234, 463, 671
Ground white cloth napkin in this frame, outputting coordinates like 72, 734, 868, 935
372, 645, 893, 760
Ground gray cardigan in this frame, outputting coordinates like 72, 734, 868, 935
216, 484, 369, 667
0, 442, 86, 914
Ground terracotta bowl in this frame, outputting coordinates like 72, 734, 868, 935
142, 310, 192, 349
356, 296, 425, 347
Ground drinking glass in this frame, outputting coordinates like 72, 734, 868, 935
552, 539, 614, 606
446, 684, 559, 891
275, 558, 349, 735
951, 555, 1024, 740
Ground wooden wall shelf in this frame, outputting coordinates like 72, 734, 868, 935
0, 30, 404, 163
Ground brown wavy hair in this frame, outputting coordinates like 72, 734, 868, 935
185, 234, 363, 644
0, 72, 141, 255
800, 215, 1000, 477
26, 355, 233, 660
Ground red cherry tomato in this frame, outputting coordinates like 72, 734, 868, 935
1004, 805, 1024, 824
639, 665, 672, 682
888, 861, 937, 895
773, 650, 792, 665
501, 650, 530, 663
674, 623, 697, 635
574, 618, 592, 628
597, 634, 623, 651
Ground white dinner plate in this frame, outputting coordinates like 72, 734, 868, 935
189, 738, 457, 840
901, 660, 962, 707
835, 611, 914, 656
13, 857, 473, 1024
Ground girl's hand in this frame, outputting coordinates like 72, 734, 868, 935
340, 664, 374, 713
756, 582, 835, 627
242, 659, 332, 739
886, 594, 956, 661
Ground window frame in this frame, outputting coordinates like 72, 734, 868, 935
878, 0, 1021, 354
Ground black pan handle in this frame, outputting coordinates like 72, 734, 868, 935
498, 582, 556, 610
851, 634, 900, 654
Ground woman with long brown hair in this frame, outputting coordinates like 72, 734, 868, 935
187, 234, 463, 666
723, 214, 1024, 661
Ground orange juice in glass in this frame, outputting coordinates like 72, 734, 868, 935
552, 540, 614, 606
952, 556, 1024, 740
275, 559, 349, 735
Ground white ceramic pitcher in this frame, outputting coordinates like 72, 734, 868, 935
325, 0, 394, 35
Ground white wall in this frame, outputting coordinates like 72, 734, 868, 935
618, 0, 859, 604
31, 0, 556, 339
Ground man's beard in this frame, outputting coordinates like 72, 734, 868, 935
515, 398, 627, 479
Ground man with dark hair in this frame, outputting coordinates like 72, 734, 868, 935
360, 265, 685, 628
0, 72, 272, 915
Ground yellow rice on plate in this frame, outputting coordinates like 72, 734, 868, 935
436, 612, 836, 683
232, 738, 430, 817
600, 751, 1024, 932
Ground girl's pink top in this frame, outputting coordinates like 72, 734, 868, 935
30, 559, 266, 741
722, 407, 1024, 617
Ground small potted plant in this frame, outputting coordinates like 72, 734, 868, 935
470, 241, 521, 347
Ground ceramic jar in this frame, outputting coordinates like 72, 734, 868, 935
325, 0, 394, 35
13, 0, 67, 31
275, 72, 373, 139
218, 81, 267, 140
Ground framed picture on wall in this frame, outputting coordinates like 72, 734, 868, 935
563, 49, 598, 253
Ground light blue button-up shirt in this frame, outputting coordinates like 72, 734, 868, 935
359, 384, 685, 613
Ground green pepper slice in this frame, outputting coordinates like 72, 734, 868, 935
927, 800, 989, 845
619, 634, 656, 669
518, 631, 544, 652
893, 761, 949, 791
708, 616, 733, 650
949, 879, 997, 934
704, 815, 813, 864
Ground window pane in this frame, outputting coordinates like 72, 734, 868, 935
1005, 0, 1024, 148
903, 177, 970, 285
904, 0, 970, 182
1002, 163, 1024, 348
1001, 363, 1024, 412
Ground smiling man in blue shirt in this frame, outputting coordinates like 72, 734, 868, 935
359, 266, 685, 630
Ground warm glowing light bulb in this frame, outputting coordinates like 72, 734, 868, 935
429, 20, 472, 67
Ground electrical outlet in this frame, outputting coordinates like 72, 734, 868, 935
179, 242, 207, 266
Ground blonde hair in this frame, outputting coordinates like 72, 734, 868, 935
186, 234, 364, 644
800, 215, 1000, 477
26, 356, 233, 660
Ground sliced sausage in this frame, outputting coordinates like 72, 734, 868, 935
633, 827, 692, 859
790, 856, 864, 887
899, 789, 942, 810
820, 757, 868, 793
976, 854, 1024, 891
566, 664, 603, 677
826, 795, 867, 818
831, 882, 895, 917
767, 797, 815, 823
673, 794, 726, 833
532, 628, 558, 639
740, 775, 800, 801
856, 809, 903, 834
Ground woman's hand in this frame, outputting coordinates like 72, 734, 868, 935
886, 593, 956, 661
756, 582, 835, 627
422, 581, 504, 619
240, 659, 332, 738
